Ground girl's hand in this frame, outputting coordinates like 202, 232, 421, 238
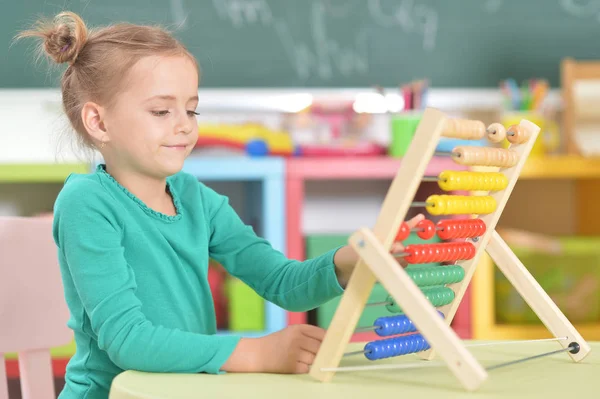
256, 324, 325, 374
333, 214, 425, 286
391, 213, 425, 267
222, 324, 325, 374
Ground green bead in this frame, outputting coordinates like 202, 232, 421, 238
406, 265, 465, 287
385, 286, 455, 313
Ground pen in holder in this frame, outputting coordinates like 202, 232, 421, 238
499, 79, 558, 155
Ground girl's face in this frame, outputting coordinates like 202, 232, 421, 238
102, 54, 199, 179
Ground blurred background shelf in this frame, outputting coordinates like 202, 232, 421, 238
0, 163, 89, 183
473, 251, 600, 341
520, 156, 600, 179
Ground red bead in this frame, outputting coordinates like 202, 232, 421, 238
395, 222, 410, 241
402, 242, 476, 264
416, 219, 436, 240
475, 219, 486, 236
403, 245, 416, 263
437, 219, 486, 240
437, 220, 454, 240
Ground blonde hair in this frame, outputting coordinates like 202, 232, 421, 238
16, 11, 198, 151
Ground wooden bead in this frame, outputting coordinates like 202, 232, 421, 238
506, 124, 531, 144
442, 119, 486, 140
451, 146, 519, 168
486, 123, 506, 143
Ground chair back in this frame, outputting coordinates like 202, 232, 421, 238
0, 216, 72, 399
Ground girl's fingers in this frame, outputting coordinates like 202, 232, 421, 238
299, 335, 323, 355
389, 214, 425, 268
407, 213, 425, 228
299, 324, 326, 341
391, 242, 404, 253
296, 349, 316, 371
295, 361, 310, 374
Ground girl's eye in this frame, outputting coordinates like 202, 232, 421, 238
188, 110, 200, 117
151, 110, 170, 116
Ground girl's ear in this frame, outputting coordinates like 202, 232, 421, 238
81, 101, 109, 146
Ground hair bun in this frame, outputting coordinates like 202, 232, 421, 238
17, 11, 88, 65
46, 12, 88, 64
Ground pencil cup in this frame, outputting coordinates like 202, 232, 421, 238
501, 112, 559, 156
389, 112, 422, 157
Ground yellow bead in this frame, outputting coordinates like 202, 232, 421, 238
425, 195, 497, 215
438, 171, 454, 191
426, 195, 440, 215
439, 172, 508, 191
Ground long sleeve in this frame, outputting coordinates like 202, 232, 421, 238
202, 184, 344, 312
53, 179, 240, 374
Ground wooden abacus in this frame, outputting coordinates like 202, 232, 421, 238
308, 107, 591, 391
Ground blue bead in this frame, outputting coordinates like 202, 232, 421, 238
374, 314, 415, 336
373, 311, 445, 337
364, 333, 431, 360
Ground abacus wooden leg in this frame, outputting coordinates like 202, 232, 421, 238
486, 230, 591, 362
348, 228, 488, 392
308, 260, 377, 382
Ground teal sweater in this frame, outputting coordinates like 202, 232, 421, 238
53, 164, 343, 399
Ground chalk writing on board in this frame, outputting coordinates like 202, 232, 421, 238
367, 0, 438, 51
211, 0, 368, 81
170, 0, 188, 29
211, 0, 273, 28
560, 0, 600, 21
275, 1, 369, 81
209, 0, 440, 80
322, 0, 361, 17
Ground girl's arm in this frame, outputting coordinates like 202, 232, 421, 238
203, 184, 344, 312
204, 183, 424, 311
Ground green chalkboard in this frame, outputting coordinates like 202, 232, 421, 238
2, 0, 600, 88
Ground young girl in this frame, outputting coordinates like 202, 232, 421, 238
18, 11, 423, 398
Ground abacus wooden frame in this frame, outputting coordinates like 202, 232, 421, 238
308, 107, 591, 391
